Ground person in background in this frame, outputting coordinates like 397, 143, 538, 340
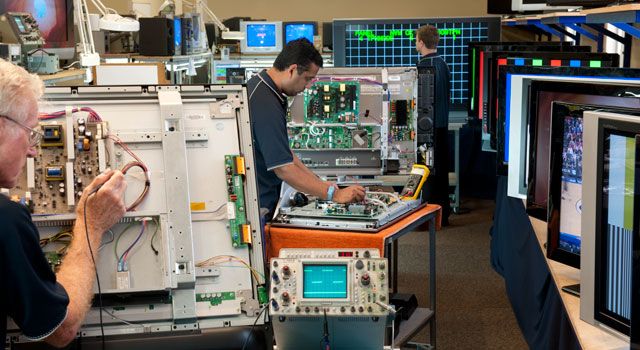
415, 25, 452, 225
0, 59, 127, 347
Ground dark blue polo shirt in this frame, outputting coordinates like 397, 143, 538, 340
1, 195, 69, 343
247, 70, 294, 215
417, 53, 451, 128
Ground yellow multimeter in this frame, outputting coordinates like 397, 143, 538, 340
400, 164, 430, 200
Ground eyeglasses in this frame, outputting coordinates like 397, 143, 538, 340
0, 115, 43, 147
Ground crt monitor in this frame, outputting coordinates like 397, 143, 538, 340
283, 21, 317, 44
240, 21, 283, 54
1, 0, 75, 59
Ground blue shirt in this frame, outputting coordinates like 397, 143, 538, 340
247, 70, 294, 215
1, 195, 69, 342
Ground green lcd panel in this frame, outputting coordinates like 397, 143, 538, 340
303, 264, 348, 299
590, 60, 602, 68
532, 59, 543, 66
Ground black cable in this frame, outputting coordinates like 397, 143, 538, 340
83, 189, 105, 350
240, 303, 269, 350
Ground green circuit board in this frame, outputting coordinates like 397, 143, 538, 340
289, 126, 374, 150
304, 81, 360, 124
196, 292, 236, 306
224, 155, 248, 248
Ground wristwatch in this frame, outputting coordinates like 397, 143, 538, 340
326, 185, 336, 201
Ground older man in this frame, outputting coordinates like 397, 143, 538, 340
0, 59, 127, 347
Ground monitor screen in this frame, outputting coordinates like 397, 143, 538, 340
285, 22, 315, 43
174, 18, 182, 52
303, 264, 348, 299
247, 23, 277, 47
559, 112, 583, 255
213, 61, 241, 83
2, 0, 74, 48
332, 17, 501, 110
599, 128, 636, 332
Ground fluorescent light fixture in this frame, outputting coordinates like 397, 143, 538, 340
221, 31, 245, 40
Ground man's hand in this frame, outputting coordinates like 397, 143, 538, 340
332, 185, 366, 204
76, 169, 127, 237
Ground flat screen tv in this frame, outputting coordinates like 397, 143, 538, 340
581, 110, 640, 337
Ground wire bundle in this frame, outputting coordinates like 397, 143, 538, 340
39, 107, 103, 122
40, 230, 73, 254
108, 134, 151, 212
114, 219, 156, 271
195, 255, 264, 283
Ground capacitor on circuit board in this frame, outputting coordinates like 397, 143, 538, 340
82, 138, 90, 151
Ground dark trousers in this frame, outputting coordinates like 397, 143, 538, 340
422, 127, 451, 223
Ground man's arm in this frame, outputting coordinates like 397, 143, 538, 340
274, 162, 366, 203
45, 171, 127, 348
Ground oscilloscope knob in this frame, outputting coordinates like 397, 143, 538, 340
282, 292, 290, 301
355, 260, 364, 270
361, 273, 371, 286
282, 265, 291, 276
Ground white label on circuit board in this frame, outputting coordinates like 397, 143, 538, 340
353, 134, 365, 146
388, 75, 401, 81
227, 202, 236, 220
27, 158, 35, 189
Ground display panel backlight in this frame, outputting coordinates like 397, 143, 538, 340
303, 264, 348, 299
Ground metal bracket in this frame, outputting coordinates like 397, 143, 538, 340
612, 22, 640, 40
237, 289, 261, 317
209, 94, 243, 119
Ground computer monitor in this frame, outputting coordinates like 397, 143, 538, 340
1, 0, 75, 59
283, 21, 317, 44
213, 60, 240, 84
240, 21, 283, 54
581, 110, 640, 336
525, 82, 640, 221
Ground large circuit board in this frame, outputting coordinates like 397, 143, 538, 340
224, 155, 251, 247
289, 126, 374, 150
304, 81, 360, 123
6, 116, 110, 215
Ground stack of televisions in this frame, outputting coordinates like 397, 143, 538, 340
468, 41, 640, 343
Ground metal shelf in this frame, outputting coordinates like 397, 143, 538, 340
394, 307, 435, 346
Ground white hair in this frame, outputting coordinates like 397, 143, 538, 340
0, 59, 44, 131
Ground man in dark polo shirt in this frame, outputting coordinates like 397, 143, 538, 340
247, 39, 366, 218
0, 59, 127, 347
416, 25, 452, 225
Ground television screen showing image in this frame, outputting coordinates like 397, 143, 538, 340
558, 113, 583, 255
284, 22, 315, 43
247, 23, 277, 47
240, 21, 283, 53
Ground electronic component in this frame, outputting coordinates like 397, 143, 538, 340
304, 81, 360, 123
138, 17, 175, 56
400, 164, 430, 200
44, 251, 63, 272
9, 118, 109, 214
196, 292, 236, 306
270, 248, 388, 350
224, 155, 249, 247
240, 21, 283, 54
116, 270, 131, 290
27, 52, 60, 74
273, 188, 421, 231
45, 166, 64, 181
41, 125, 63, 147
289, 126, 373, 150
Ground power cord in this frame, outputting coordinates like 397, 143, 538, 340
320, 309, 330, 350
83, 187, 105, 350
240, 302, 270, 350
